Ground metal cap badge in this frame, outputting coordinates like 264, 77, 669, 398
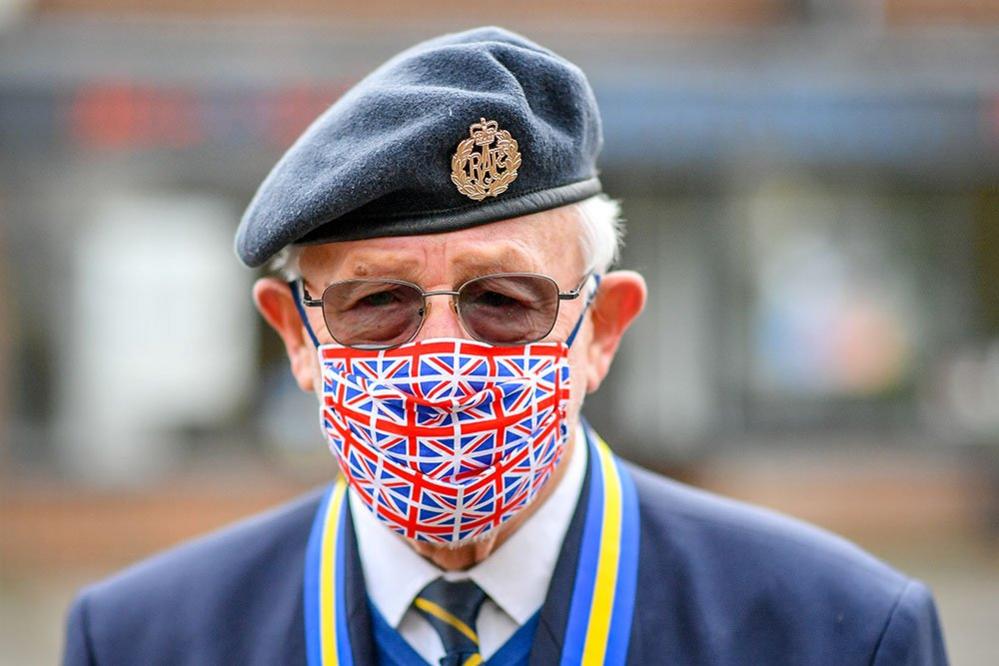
451, 118, 522, 201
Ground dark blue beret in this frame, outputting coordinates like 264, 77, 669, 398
236, 26, 603, 268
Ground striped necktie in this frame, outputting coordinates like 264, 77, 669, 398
413, 578, 488, 666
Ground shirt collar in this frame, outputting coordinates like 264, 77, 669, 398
350, 423, 589, 627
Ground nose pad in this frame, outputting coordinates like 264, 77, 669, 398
417, 297, 465, 340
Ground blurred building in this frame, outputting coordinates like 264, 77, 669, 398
2, 2, 999, 664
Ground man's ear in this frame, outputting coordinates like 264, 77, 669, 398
584, 270, 647, 393
253, 277, 318, 392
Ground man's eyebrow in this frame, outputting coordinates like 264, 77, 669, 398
323, 246, 541, 285
451, 248, 538, 278
331, 255, 423, 281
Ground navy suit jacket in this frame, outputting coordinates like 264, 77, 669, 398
63, 461, 948, 665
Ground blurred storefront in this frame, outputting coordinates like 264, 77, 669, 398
1, 1, 998, 663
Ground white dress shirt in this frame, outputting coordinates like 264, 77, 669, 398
349, 425, 588, 663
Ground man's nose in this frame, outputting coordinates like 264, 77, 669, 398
417, 297, 467, 340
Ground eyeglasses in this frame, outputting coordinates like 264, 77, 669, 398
297, 271, 593, 350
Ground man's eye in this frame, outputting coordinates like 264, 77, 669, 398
358, 290, 400, 307
472, 290, 520, 308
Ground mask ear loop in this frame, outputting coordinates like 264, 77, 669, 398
289, 280, 322, 349
565, 273, 601, 348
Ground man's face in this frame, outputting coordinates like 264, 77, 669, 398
254, 202, 645, 485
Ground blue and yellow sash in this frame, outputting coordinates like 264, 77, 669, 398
304, 427, 640, 665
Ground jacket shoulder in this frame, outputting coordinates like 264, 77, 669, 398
63, 487, 325, 665
629, 462, 902, 582
626, 464, 947, 665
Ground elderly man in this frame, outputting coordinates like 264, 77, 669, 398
63, 27, 947, 665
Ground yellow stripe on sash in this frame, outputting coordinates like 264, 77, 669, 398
581, 439, 623, 665
320, 481, 348, 665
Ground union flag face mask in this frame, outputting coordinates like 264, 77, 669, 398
318, 338, 571, 544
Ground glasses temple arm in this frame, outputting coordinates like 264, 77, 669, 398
288, 280, 322, 348
564, 273, 601, 348
559, 270, 599, 298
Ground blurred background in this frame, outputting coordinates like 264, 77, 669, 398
1, 1, 998, 663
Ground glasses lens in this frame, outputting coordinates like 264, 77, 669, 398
322, 280, 424, 349
458, 274, 560, 344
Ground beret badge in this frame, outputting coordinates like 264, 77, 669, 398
451, 118, 522, 201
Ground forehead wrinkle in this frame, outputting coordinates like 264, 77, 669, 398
299, 207, 579, 287
303, 243, 426, 284
342, 254, 424, 280
448, 243, 541, 279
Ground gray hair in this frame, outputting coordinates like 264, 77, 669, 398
269, 193, 624, 280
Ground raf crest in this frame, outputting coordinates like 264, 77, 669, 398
451, 118, 522, 201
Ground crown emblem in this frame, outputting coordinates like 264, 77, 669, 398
451, 117, 521, 201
